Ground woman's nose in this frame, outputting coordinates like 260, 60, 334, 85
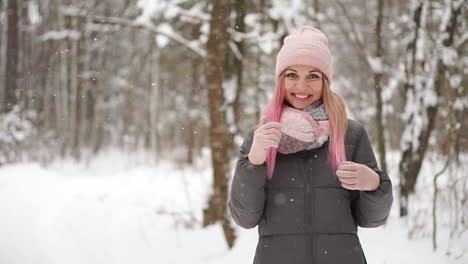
296, 79, 309, 91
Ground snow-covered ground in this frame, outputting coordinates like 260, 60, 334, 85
0, 149, 466, 264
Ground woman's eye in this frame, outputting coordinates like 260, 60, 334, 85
286, 73, 296, 78
309, 74, 320, 79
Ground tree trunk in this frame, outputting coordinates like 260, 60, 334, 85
313, 0, 320, 26
69, 1, 80, 159
374, 0, 387, 172
0, 0, 4, 109
398, 0, 425, 217
19, 0, 29, 112
232, 0, 246, 135
399, 0, 464, 217
187, 53, 202, 165
56, 0, 71, 157
148, 32, 160, 161
202, 0, 236, 249
4, 0, 19, 112
78, 14, 91, 159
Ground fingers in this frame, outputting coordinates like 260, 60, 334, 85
336, 168, 358, 186
260, 121, 282, 130
264, 139, 280, 149
338, 161, 360, 171
263, 133, 281, 142
341, 183, 359, 190
336, 169, 355, 178
258, 128, 281, 140
338, 176, 357, 185
262, 129, 282, 140
255, 121, 282, 140
262, 134, 281, 148
337, 162, 376, 191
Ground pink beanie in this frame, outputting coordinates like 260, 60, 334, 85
275, 26, 333, 83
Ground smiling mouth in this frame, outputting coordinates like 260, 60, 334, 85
293, 93, 311, 99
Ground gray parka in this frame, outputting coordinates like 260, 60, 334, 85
228, 119, 393, 264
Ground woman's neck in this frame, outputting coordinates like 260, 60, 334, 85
303, 99, 323, 111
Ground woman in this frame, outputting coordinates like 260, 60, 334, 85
228, 26, 393, 264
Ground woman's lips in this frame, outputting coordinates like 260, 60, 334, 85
292, 93, 311, 101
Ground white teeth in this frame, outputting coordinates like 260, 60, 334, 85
294, 94, 310, 99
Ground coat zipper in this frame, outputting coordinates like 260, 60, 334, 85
304, 154, 313, 263
306, 152, 316, 264
311, 173, 316, 264
305, 182, 310, 259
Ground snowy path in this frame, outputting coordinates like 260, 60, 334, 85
0, 157, 465, 264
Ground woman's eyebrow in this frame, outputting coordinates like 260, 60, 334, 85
286, 69, 321, 73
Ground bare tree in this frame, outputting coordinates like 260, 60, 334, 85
373, 0, 387, 172
231, 0, 246, 136
0, 0, 4, 108
4, 0, 19, 112
202, 0, 236, 248
330, 0, 388, 171
399, 0, 465, 217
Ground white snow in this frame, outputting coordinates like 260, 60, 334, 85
367, 56, 383, 74
40, 30, 81, 41
441, 47, 457, 67
28, 0, 42, 25
258, 32, 279, 55
0, 150, 466, 264
0, 106, 34, 145
135, 0, 168, 27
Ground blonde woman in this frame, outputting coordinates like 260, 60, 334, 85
228, 26, 393, 264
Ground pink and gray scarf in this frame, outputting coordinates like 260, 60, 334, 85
277, 101, 330, 154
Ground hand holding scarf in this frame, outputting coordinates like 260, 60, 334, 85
248, 120, 282, 165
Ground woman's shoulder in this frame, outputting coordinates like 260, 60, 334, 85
346, 118, 365, 131
345, 119, 366, 145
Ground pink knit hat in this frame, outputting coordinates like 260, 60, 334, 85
275, 26, 333, 83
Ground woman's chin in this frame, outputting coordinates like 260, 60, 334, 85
287, 98, 318, 110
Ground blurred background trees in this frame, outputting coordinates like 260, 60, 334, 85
0, 0, 466, 249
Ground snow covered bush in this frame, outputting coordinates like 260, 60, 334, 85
0, 106, 35, 165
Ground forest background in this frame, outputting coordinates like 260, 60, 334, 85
0, 0, 467, 262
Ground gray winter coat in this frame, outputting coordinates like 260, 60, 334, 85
228, 119, 393, 264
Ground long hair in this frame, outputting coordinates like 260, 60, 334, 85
260, 71, 348, 180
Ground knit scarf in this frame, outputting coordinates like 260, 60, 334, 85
277, 100, 330, 154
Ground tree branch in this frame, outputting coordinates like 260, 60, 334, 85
331, 0, 373, 74
61, 11, 207, 57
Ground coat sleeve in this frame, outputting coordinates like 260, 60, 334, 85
350, 125, 394, 228
228, 128, 268, 229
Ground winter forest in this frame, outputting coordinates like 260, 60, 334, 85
0, 0, 467, 263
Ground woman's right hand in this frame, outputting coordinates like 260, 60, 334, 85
248, 120, 282, 165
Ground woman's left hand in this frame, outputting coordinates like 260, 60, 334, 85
336, 161, 380, 191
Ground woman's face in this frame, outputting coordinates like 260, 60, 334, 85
283, 64, 323, 110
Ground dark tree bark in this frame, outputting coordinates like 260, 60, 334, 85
313, 0, 320, 26
187, 54, 202, 165
398, 0, 424, 218
374, 0, 387, 172
202, 0, 236, 249
399, 0, 464, 217
20, 0, 29, 111
0, 1, 3, 108
232, 0, 246, 135
4, 0, 19, 112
